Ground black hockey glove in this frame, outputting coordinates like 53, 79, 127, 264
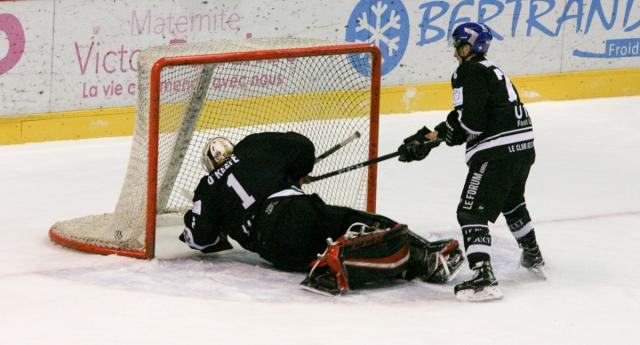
398, 126, 439, 162
434, 111, 467, 146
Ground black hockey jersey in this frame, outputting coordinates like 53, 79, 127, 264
182, 132, 315, 251
450, 55, 535, 165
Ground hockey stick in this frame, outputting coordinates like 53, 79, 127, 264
304, 139, 442, 184
315, 131, 361, 164
304, 151, 399, 183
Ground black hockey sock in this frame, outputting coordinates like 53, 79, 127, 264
518, 231, 539, 250
461, 225, 491, 267
457, 213, 491, 268
504, 203, 534, 242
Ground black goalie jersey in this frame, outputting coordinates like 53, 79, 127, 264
451, 55, 535, 165
182, 132, 315, 252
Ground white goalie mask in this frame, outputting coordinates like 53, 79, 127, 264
202, 137, 234, 173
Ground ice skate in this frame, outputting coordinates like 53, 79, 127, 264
519, 238, 546, 280
455, 261, 503, 302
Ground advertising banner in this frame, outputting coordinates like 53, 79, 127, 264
1, 0, 639, 116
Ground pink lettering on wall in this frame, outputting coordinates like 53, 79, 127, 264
0, 13, 26, 75
74, 40, 141, 75
130, 4, 241, 36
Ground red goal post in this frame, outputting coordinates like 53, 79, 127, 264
49, 38, 382, 259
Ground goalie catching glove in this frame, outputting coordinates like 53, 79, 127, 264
398, 126, 441, 162
180, 210, 234, 254
179, 230, 233, 253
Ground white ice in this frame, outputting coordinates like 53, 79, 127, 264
1, 96, 639, 345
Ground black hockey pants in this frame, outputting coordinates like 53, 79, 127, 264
251, 194, 397, 272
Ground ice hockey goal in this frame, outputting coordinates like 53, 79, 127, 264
49, 38, 381, 259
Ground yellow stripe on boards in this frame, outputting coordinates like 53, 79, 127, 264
156, 89, 371, 135
380, 68, 640, 114
0, 107, 136, 145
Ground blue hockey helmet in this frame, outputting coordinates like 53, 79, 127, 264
452, 22, 493, 55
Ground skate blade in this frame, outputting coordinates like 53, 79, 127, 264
299, 282, 340, 297
456, 286, 503, 302
519, 262, 547, 280
525, 266, 547, 280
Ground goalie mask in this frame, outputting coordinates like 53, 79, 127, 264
202, 137, 234, 173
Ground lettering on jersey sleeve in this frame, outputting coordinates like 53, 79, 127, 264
453, 87, 463, 106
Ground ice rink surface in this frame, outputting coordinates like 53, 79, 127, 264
1, 96, 639, 344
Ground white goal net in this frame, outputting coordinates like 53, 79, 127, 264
49, 38, 381, 258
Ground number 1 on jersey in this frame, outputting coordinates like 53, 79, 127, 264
227, 173, 256, 209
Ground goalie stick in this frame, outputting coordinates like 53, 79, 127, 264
304, 139, 443, 184
315, 131, 361, 164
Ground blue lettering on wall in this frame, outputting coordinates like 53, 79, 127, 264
555, 0, 583, 36
624, 0, 640, 32
414, 0, 639, 40
479, 0, 505, 40
417, 1, 449, 46
585, 0, 619, 34
347, 0, 640, 75
527, 0, 557, 36
574, 38, 640, 58
505, 0, 523, 37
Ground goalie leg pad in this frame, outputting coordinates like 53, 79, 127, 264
301, 223, 410, 295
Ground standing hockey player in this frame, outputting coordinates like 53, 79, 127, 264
181, 132, 464, 295
398, 22, 544, 301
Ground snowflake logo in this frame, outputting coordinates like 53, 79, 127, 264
346, 0, 410, 76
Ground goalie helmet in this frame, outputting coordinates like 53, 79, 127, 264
452, 22, 493, 55
202, 137, 234, 173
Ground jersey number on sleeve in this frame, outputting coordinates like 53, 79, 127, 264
492, 68, 518, 103
227, 173, 256, 209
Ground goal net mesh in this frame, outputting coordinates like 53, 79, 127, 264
50, 38, 379, 258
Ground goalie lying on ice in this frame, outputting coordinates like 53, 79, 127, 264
180, 132, 464, 295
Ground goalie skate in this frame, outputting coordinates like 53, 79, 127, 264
422, 239, 465, 283
300, 269, 341, 296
